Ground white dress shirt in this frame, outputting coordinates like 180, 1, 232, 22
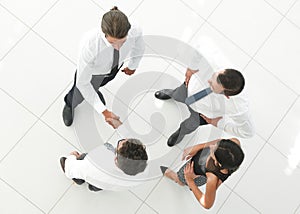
76, 24, 145, 114
64, 126, 147, 191
187, 37, 255, 138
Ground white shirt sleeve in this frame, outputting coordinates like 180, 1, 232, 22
76, 33, 107, 114
64, 155, 85, 179
127, 26, 145, 70
217, 114, 255, 138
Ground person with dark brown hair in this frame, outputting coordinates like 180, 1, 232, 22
160, 138, 244, 209
154, 38, 254, 146
63, 6, 145, 128
60, 138, 148, 192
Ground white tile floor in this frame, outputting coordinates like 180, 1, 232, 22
0, 0, 300, 213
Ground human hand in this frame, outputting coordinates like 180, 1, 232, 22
200, 114, 222, 127
182, 146, 196, 161
185, 68, 197, 87
102, 110, 121, 129
70, 151, 80, 159
184, 161, 198, 180
105, 118, 123, 129
122, 67, 135, 75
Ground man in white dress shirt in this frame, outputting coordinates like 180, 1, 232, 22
60, 135, 148, 191
63, 6, 145, 128
154, 38, 255, 146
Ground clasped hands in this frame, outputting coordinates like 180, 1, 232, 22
102, 67, 135, 129
102, 109, 122, 129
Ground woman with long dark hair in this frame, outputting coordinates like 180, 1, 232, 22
160, 138, 244, 209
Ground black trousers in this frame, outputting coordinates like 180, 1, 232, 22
64, 68, 121, 110
72, 153, 102, 191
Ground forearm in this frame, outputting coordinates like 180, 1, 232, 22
192, 139, 220, 153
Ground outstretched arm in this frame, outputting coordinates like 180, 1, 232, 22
184, 162, 220, 209
182, 139, 220, 161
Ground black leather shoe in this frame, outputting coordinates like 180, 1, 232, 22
167, 128, 183, 147
154, 91, 171, 100
63, 104, 73, 126
88, 184, 103, 192
160, 166, 168, 175
60, 157, 66, 172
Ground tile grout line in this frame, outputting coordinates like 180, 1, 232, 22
294, 202, 300, 214
88, 0, 105, 11
47, 183, 74, 214
243, 0, 300, 92
230, 190, 262, 213
0, 0, 62, 62
30, 29, 76, 66
129, 0, 146, 17
266, 96, 299, 142
180, 0, 225, 44
0, 119, 39, 164
134, 200, 159, 214
0, 177, 46, 214
0, 88, 40, 119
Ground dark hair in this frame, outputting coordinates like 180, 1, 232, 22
217, 69, 245, 96
117, 138, 148, 175
214, 139, 244, 174
101, 6, 131, 39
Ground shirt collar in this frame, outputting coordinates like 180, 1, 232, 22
100, 31, 111, 47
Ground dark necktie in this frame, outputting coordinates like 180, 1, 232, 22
185, 87, 212, 105
111, 49, 119, 75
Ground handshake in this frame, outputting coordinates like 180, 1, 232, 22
102, 109, 123, 129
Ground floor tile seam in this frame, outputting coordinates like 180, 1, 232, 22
0, 0, 62, 62
0, 87, 40, 119
252, 59, 299, 96
47, 183, 73, 214
0, 3, 31, 28
179, 0, 223, 23
129, 190, 159, 214
88, 0, 105, 11
0, 28, 31, 62
243, 14, 286, 70
0, 177, 46, 214
38, 81, 73, 120
30, 28, 77, 66
230, 189, 263, 213
262, 0, 291, 17
215, 188, 235, 213
284, 15, 300, 32
180, 0, 223, 43
180, 0, 251, 61
129, 0, 146, 17
0, 117, 39, 165
29, 0, 61, 30
266, 96, 299, 142
294, 202, 300, 213
134, 201, 159, 214
266, 141, 300, 171
38, 119, 82, 152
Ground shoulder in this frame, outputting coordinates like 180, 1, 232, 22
79, 28, 102, 49
128, 23, 143, 37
